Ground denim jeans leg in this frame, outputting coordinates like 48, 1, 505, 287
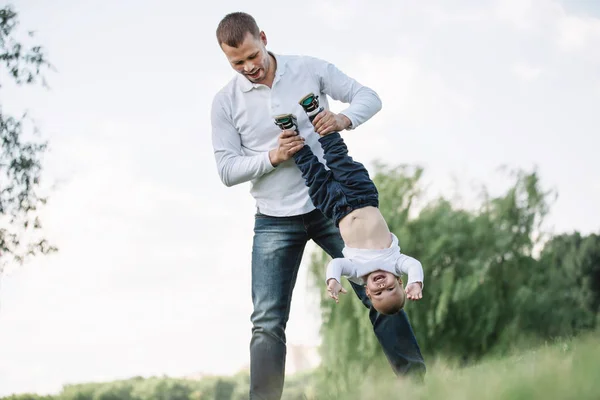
249, 213, 308, 400
306, 209, 427, 378
369, 306, 427, 379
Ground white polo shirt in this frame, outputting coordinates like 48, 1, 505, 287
210, 52, 382, 217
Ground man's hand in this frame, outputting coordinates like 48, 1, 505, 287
405, 282, 423, 301
269, 129, 304, 166
312, 111, 351, 136
327, 278, 347, 303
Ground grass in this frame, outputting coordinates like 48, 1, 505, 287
2, 333, 598, 399
294, 332, 600, 400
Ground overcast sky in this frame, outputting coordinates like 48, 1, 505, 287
1, 0, 599, 396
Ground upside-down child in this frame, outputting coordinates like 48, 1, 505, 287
273, 93, 424, 315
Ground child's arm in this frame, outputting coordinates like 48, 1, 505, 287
395, 254, 424, 287
325, 258, 355, 303
396, 254, 424, 300
326, 258, 355, 284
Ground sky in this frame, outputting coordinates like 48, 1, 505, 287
0, 0, 599, 396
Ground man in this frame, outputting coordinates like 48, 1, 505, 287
210, 11, 426, 400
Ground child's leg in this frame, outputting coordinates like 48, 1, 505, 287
292, 145, 347, 223
318, 132, 379, 205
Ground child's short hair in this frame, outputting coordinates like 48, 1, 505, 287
373, 291, 406, 315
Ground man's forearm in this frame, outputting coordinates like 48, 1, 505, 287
339, 86, 382, 130
212, 94, 278, 187
337, 113, 353, 130
268, 148, 284, 167
306, 56, 383, 131
215, 150, 275, 187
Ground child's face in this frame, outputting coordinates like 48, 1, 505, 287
365, 271, 406, 314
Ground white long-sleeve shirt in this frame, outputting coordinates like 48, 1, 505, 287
210, 52, 382, 217
326, 233, 425, 287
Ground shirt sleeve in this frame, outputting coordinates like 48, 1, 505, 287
395, 254, 424, 288
304, 56, 382, 130
210, 92, 276, 187
325, 258, 356, 284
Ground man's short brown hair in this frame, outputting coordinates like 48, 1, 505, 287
216, 12, 261, 48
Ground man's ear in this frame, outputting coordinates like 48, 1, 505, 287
397, 276, 403, 285
365, 286, 371, 298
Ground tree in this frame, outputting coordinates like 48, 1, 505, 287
0, 5, 56, 273
307, 163, 566, 390
529, 231, 600, 336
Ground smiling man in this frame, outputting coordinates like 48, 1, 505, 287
210, 11, 426, 400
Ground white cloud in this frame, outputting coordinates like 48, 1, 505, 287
511, 62, 543, 80
347, 54, 474, 130
489, 0, 600, 53
492, 0, 542, 31
557, 14, 600, 50
310, 0, 361, 30
424, 5, 489, 26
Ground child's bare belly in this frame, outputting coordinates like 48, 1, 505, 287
338, 206, 392, 249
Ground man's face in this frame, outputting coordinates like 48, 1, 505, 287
221, 31, 271, 84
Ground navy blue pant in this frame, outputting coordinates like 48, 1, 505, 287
292, 132, 379, 226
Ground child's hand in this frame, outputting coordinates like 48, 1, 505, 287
405, 282, 423, 301
326, 278, 347, 303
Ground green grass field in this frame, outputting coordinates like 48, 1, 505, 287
2, 332, 598, 400
295, 332, 600, 400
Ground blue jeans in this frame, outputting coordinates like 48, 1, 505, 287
292, 132, 379, 227
250, 208, 426, 400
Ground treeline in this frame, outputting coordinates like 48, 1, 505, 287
0, 372, 314, 400
308, 164, 600, 392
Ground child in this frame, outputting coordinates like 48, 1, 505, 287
273, 93, 424, 315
